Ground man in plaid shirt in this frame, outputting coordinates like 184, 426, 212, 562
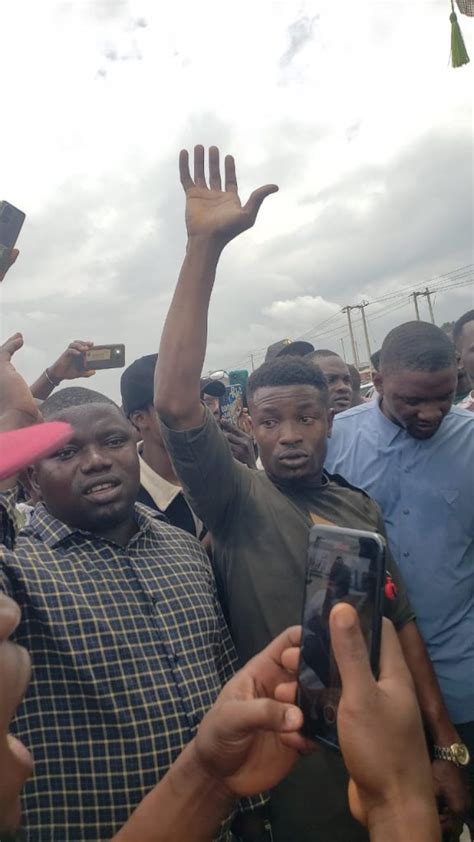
0, 362, 262, 841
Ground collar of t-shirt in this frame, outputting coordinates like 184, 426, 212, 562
138, 444, 183, 512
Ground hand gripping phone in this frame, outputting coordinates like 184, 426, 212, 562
0, 200, 26, 273
297, 525, 385, 750
81, 344, 126, 371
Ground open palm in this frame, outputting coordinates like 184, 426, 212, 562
180, 145, 278, 243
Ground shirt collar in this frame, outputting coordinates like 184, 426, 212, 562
369, 398, 406, 446
30, 500, 161, 550
138, 446, 182, 512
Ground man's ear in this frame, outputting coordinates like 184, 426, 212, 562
27, 465, 42, 499
327, 407, 335, 438
130, 409, 147, 434
373, 372, 383, 396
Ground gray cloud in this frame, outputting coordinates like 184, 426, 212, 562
3, 119, 472, 396
280, 14, 317, 68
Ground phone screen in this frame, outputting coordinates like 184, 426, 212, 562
219, 384, 243, 425
81, 345, 125, 370
298, 526, 384, 749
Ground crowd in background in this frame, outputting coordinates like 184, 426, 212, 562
0, 145, 473, 842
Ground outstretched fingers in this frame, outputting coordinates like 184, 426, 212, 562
193, 144, 207, 188
224, 155, 238, 193
179, 149, 193, 191
208, 146, 222, 191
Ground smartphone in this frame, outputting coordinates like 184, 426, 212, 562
229, 369, 249, 398
81, 344, 126, 371
297, 525, 385, 750
0, 201, 26, 273
219, 384, 243, 425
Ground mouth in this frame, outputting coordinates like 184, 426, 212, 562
82, 479, 122, 503
278, 451, 309, 468
413, 423, 439, 437
333, 396, 351, 409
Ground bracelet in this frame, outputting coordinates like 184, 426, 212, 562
44, 368, 61, 388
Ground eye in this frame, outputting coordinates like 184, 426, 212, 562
54, 447, 77, 461
300, 416, 314, 424
106, 436, 126, 447
262, 419, 277, 429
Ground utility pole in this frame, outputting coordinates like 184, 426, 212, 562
412, 291, 421, 320
357, 302, 373, 376
342, 306, 359, 367
424, 287, 435, 324
340, 337, 346, 359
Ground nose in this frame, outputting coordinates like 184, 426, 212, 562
279, 421, 304, 446
80, 444, 113, 473
417, 402, 443, 424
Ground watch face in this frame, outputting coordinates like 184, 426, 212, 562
453, 743, 470, 766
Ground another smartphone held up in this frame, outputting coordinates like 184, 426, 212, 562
78, 344, 126, 371
0, 200, 25, 274
297, 525, 385, 750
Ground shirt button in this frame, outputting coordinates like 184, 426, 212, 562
403, 509, 410, 515
403, 551, 410, 558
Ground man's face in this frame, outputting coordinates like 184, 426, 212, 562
458, 320, 474, 380
312, 356, 353, 413
130, 405, 164, 447
31, 404, 140, 535
249, 384, 333, 486
202, 392, 221, 421
375, 366, 457, 439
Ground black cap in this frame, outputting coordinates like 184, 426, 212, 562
120, 354, 157, 417
265, 339, 315, 362
200, 377, 226, 398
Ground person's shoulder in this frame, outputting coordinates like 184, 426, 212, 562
333, 401, 375, 427
325, 470, 373, 501
448, 405, 474, 423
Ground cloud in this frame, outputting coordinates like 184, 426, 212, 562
280, 14, 317, 67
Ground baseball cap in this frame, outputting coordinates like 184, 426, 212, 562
265, 339, 315, 362
120, 354, 157, 417
200, 377, 226, 398
0, 421, 73, 480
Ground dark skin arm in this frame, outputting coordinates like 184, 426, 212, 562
154, 145, 278, 429
398, 621, 470, 834
29, 340, 96, 400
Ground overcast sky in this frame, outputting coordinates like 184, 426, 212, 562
1, 0, 473, 399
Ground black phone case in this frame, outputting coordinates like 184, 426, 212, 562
81, 345, 126, 371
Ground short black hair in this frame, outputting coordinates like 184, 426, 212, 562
380, 321, 456, 376
347, 364, 361, 391
453, 310, 474, 348
306, 349, 339, 362
370, 349, 381, 372
41, 387, 118, 420
247, 356, 329, 402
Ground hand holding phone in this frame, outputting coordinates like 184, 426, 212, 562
0, 201, 25, 281
297, 525, 385, 750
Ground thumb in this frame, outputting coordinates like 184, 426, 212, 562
82, 370, 96, 379
329, 603, 374, 707
218, 698, 302, 741
243, 184, 279, 223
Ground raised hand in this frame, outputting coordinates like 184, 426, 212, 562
0, 248, 19, 283
0, 333, 41, 430
48, 340, 96, 382
0, 595, 33, 836
180, 145, 278, 245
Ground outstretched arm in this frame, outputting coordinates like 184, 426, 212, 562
155, 145, 278, 429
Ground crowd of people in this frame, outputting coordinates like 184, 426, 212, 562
0, 144, 473, 842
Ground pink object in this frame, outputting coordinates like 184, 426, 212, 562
0, 422, 73, 480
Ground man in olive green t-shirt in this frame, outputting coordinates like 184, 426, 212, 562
155, 144, 463, 842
